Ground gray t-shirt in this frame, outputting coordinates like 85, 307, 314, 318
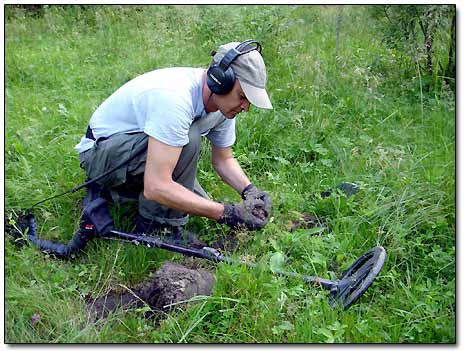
74, 67, 235, 153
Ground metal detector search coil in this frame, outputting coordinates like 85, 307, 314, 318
329, 246, 386, 309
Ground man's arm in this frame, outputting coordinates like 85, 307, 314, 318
211, 145, 251, 194
143, 136, 224, 221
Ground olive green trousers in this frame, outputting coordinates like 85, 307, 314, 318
79, 123, 209, 226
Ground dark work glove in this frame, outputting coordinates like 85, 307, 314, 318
218, 198, 269, 230
241, 183, 272, 216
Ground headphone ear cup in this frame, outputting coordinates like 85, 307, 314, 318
221, 67, 236, 94
206, 65, 223, 94
207, 65, 236, 95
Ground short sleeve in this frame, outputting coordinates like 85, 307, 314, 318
206, 116, 236, 148
132, 89, 193, 147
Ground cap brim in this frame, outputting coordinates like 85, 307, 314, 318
239, 80, 273, 109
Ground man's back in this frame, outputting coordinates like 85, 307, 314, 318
75, 67, 205, 153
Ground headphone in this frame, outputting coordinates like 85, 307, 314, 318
206, 39, 262, 95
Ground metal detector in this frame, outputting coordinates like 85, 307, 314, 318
14, 196, 386, 310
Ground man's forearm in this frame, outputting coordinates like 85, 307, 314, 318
213, 156, 251, 194
144, 180, 224, 221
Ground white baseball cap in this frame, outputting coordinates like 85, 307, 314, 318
212, 41, 273, 109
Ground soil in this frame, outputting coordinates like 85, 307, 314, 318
252, 207, 267, 220
86, 262, 215, 320
242, 198, 267, 221
286, 213, 327, 232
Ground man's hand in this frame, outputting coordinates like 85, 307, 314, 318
241, 183, 272, 216
219, 198, 269, 230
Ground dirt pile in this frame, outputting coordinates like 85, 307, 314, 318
87, 262, 215, 320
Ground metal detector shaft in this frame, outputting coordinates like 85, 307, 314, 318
106, 229, 338, 291
272, 269, 337, 290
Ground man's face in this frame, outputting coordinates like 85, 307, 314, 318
214, 80, 251, 119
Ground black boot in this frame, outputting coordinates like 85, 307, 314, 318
82, 182, 112, 209
81, 183, 114, 236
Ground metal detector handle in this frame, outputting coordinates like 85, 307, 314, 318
106, 229, 241, 264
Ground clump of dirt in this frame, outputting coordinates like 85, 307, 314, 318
252, 206, 267, 220
86, 262, 215, 321
141, 262, 215, 311
286, 212, 327, 232
242, 198, 268, 221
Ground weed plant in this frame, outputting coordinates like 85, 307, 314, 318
5, 5, 455, 343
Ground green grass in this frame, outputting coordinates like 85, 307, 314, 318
5, 5, 455, 343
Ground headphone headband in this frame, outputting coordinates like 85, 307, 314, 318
219, 40, 261, 71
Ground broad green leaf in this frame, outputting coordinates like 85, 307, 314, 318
270, 252, 286, 273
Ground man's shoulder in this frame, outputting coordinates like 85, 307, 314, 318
132, 67, 202, 98
136, 67, 203, 84
134, 87, 191, 109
